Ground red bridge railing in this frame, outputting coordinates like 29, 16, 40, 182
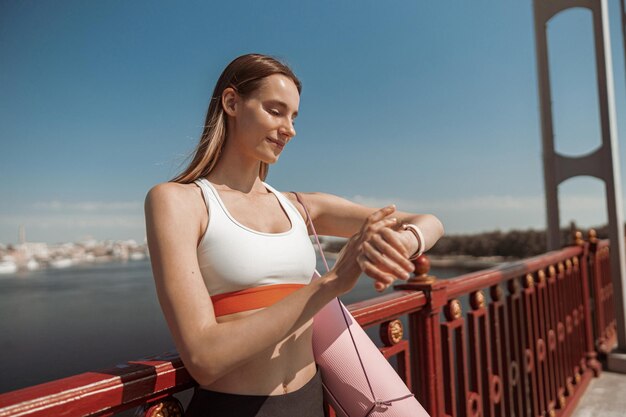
588, 232, 618, 355
0, 230, 617, 417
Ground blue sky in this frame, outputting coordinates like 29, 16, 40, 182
2, 1, 626, 244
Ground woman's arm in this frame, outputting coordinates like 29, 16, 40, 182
145, 183, 398, 386
285, 191, 445, 289
288, 192, 443, 244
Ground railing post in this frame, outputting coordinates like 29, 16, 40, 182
587, 229, 604, 351
587, 230, 619, 355
397, 255, 447, 417
575, 231, 602, 377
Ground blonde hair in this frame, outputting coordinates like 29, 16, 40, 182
171, 54, 301, 183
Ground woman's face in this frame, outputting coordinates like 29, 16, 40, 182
226, 74, 300, 164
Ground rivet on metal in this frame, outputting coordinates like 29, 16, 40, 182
445, 299, 463, 321
380, 319, 404, 346
490, 285, 502, 302
549, 265, 556, 277
507, 279, 520, 294
524, 274, 534, 288
470, 291, 485, 310
143, 397, 184, 417
537, 270, 546, 284
574, 230, 584, 246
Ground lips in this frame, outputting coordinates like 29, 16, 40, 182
266, 137, 285, 149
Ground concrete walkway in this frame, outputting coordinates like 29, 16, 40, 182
571, 371, 626, 417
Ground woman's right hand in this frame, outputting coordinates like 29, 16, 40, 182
329, 205, 416, 295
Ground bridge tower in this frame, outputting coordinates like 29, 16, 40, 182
533, 0, 626, 371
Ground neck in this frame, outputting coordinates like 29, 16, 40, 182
206, 135, 265, 193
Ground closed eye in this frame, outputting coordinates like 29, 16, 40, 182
267, 106, 296, 126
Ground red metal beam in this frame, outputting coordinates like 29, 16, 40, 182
348, 290, 427, 327
0, 351, 195, 417
445, 246, 583, 299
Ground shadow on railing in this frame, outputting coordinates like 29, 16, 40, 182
0, 230, 617, 417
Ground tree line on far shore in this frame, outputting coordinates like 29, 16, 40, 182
427, 223, 614, 259
322, 222, 616, 259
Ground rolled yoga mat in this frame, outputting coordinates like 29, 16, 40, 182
292, 191, 430, 416
311, 270, 430, 417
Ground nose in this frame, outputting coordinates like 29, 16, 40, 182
279, 119, 296, 139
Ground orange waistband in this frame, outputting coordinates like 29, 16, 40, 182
210, 284, 306, 317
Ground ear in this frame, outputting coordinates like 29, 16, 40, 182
221, 87, 239, 117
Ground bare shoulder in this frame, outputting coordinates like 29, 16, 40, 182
146, 181, 196, 205
145, 181, 207, 240
145, 182, 204, 212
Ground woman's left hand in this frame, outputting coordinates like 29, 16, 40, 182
367, 224, 417, 292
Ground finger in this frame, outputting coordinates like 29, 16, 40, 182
365, 217, 399, 235
374, 281, 393, 292
370, 234, 415, 273
357, 253, 395, 283
358, 254, 397, 285
380, 227, 414, 259
373, 216, 399, 229
362, 241, 411, 279
365, 204, 396, 225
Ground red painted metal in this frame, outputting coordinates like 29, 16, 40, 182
505, 279, 525, 417
0, 351, 195, 417
468, 291, 495, 417
534, 270, 550, 416
444, 246, 582, 299
589, 238, 618, 354
440, 299, 468, 417
380, 341, 412, 391
347, 289, 427, 326
522, 272, 541, 417
0, 238, 616, 417
488, 284, 507, 417
397, 280, 448, 417
579, 244, 602, 377
142, 397, 184, 417
554, 264, 567, 411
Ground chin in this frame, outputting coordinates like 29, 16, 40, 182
263, 153, 281, 165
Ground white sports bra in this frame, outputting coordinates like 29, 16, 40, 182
193, 178, 317, 298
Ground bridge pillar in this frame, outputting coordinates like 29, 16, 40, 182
532, 0, 626, 371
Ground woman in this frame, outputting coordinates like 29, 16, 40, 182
144, 53, 444, 417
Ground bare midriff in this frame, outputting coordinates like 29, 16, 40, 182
198, 307, 318, 396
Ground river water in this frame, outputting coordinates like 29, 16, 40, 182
0, 257, 472, 397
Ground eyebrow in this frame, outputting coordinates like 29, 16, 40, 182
268, 100, 298, 118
